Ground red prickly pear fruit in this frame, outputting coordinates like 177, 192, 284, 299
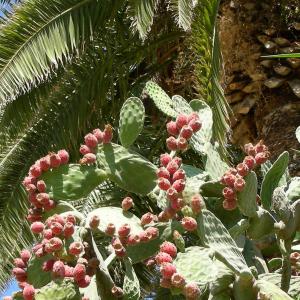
141, 212, 155, 226
180, 125, 193, 139
156, 167, 170, 179
80, 145, 93, 155
118, 224, 131, 237
69, 242, 84, 256
35, 247, 46, 258
157, 177, 171, 191
111, 286, 124, 298
189, 118, 202, 132
77, 275, 91, 288
160, 262, 177, 279
155, 252, 173, 265
89, 215, 100, 229
160, 278, 172, 288
236, 163, 249, 177
20, 250, 31, 263
166, 136, 178, 151
222, 187, 236, 200
173, 156, 182, 167
243, 156, 256, 169
103, 125, 113, 144
32, 243, 43, 254
88, 258, 100, 269
166, 187, 178, 201
63, 222, 75, 238
80, 153, 96, 165
44, 199, 56, 211
36, 193, 50, 205
164, 207, 177, 220
160, 241, 177, 258
160, 153, 172, 167
49, 153, 61, 168
234, 178, 246, 192
92, 128, 104, 142
27, 213, 42, 223
255, 152, 270, 165
139, 230, 152, 243
184, 282, 201, 299
18, 282, 28, 290
47, 214, 65, 226
158, 211, 169, 222
121, 197, 134, 211
73, 264, 86, 281
13, 267, 27, 281
191, 194, 204, 214
290, 252, 300, 264
115, 247, 126, 257
105, 223, 116, 236
167, 121, 179, 136
144, 257, 156, 268
244, 143, 256, 156
84, 133, 98, 148
172, 169, 186, 181
30, 222, 45, 234
65, 265, 74, 277
77, 258, 88, 266
29, 164, 42, 178
42, 259, 55, 272
170, 198, 185, 211
25, 184, 36, 194
48, 237, 63, 252
187, 112, 199, 122
57, 150, 69, 165
176, 114, 188, 130
145, 227, 159, 240
177, 137, 188, 151
52, 261, 65, 278
36, 180, 46, 193
172, 179, 185, 193
112, 238, 123, 250
39, 156, 51, 172
14, 258, 26, 269
127, 234, 140, 246
23, 284, 35, 300
65, 214, 76, 225
50, 222, 63, 236
222, 173, 236, 187
181, 217, 197, 231
171, 272, 186, 288
22, 176, 36, 187
222, 199, 237, 211
255, 140, 268, 154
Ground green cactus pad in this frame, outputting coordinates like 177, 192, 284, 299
86, 207, 143, 235
197, 210, 249, 274
271, 187, 291, 223
173, 246, 218, 289
237, 171, 258, 218
260, 151, 289, 210
209, 292, 231, 300
80, 276, 100, 300
26, 254, 54, 288
143, 81, 177, 117
182, 175, 207, 204
123, 258, 140, 300
296, 126, 300, 143
35, 279, 81, 300
119, 97, 145, 148
12, 292, 24, 300
41, 164, 107, 200
259, 273, 300, 299
42, 201, 78, 220
204, 142, 229, 181
200, 181, 224, 198
96, 143, 157, 195
256, 279, 293, 300
285, 177, 300, 202
172, 95, 192, 114
247, 207, 275, 240
182, 164, 208, 179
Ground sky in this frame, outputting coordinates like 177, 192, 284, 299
0, 280, 18, 298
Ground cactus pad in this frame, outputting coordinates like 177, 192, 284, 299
41, 164, 107, 200
197, 210, 249, 274
143, 81, 177, 117
285, 177, 300, 202
123, 258, 140, 300
271, 187, 291, 223
86, 207, 143, 235
172, 95, 192, 114
200, 181, 224, 198
80, 276, 100, 300
260, 151, 289, 210
119, 97, 145, 148
237, 171, 258, 217
35, 279, 81, 300
96, 143, 157, 195
256, 279, 293, 300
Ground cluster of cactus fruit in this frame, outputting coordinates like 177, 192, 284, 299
4, 81, 300, 300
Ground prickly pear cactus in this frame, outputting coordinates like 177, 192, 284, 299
8, 83, 300, 300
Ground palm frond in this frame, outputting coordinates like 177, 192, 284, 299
0, 0, 124, 104
127, 0, 159, 39
190, 0, 230, 156
168, 0, 194, 30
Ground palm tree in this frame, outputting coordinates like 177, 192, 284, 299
0, 0, 229, 291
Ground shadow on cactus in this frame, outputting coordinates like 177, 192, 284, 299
6, 82, 300, 300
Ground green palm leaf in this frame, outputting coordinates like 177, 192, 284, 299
0, 0, 124, 103
168, 0, 194, 30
